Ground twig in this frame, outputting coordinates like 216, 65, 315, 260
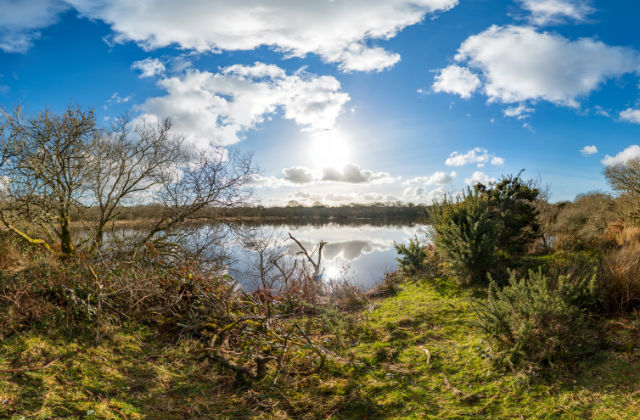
273, 327, 294, 385
293, 321, 326, 373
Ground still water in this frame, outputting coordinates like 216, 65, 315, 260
227, 222, 427, 290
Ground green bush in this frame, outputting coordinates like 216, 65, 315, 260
430, 174, 541, 285
475, 269, 599, 372
394, 236, 430, 275
475, 175, 541, 255
430, 193, 498, 285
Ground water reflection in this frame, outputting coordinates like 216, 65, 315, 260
230, 222, 426, 290
78, 221, 426, 290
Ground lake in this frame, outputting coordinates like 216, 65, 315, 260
226, 221, 427, 290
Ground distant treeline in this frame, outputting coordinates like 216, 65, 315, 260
72, 203, 431, 223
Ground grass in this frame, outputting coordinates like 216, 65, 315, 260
1, 277, 639, 419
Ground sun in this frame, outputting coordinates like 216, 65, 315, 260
309, 130, 351, 170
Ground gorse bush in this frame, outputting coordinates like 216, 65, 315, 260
430, 193, 498, 285
475, 175, 541, 256
394, 236, 431, 275
475, 269, 599, 372
430, 174, 541, 285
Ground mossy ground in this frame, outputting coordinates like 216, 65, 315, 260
1, 278, 639, 419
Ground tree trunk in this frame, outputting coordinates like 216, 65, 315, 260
60, 216, 74, 257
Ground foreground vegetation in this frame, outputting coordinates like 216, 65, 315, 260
2, 105, 640, 419
2, 274, 639, 419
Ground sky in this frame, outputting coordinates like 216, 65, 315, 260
2, 0, 640, 205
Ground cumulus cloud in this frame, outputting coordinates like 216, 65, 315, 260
131, 57, 165, 78
404, 171, 456, 186
321, 163, 392, 184
135, 62, 350, 149
251, 163, 392, 187
402, 185, 447, 204
432, 65, 480, 99
247, 174, 288, 189
465, 171, 496, 186
282, 166, 314, 184
434, 25, 640, 108
67, 0, 458, 72
490, 156, 505, 165
520, 0, 595, 26
445, 147, 504, 167
580, 145, 598, 156
620, 108, 640, 124
602, 145, 640, 166
0, 0, 69, 53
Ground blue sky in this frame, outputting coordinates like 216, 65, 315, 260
2, 0, 640, 205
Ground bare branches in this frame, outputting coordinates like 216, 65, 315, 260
604, 158, 640, 197
288, 233, 326, 280
0, 104, 256, 261
0, 105, 97, 256
88, 116, 184, 248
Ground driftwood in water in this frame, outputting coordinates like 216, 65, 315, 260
288, 233, 327, 281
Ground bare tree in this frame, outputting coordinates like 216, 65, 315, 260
134, 148, 254, 252
0, 105, 97, 256
0, 104, 256, 259
604, 158, 640, 196
88, 116, 183, 248
604, 158, 640, 224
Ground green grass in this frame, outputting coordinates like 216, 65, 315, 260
1, 278, 639, 419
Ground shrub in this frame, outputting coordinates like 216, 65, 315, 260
430, 175, 541, 286
430, 193, 498, 285
550, 193, 614, 250
475, 269, 599, 372
475, 174, 541, 255
394, 236, 431, 275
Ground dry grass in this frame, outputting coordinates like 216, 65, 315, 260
601, 242, 640, 313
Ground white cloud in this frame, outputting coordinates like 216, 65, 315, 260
432, 65, 480, 99
503, 103, 534, 119
252, 163, 392, 187
520, 0, 595, 26
445, 147, 504, 167
620, 108, 640, 124
103, 92, 132, 110
321, 163, 392, 184
247, 174, 289, 189
435, 25, 640, 108
402, 185, 447, 204
282, 166, 314, 184
465, 171, 496, 186
0, 0, 69, 53
580, 145, 598, 156
602, 145, 640, 166
404, 171, 456, 186
131, 57, 165, 78
290, 191, 398, 205
325, 193, 356, 203
135, 62, 350, 149
68, 0, 458, 72
293, 191, 323, 202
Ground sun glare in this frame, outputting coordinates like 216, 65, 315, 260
309, 130, 351, 170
